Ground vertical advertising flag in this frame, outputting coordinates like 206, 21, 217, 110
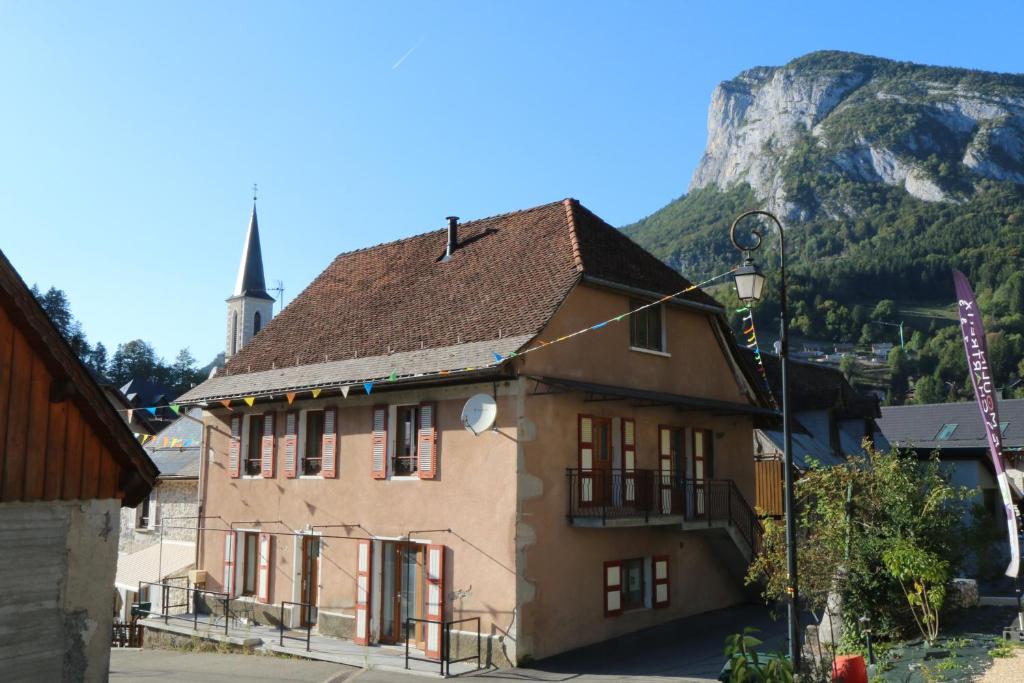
953, 270, 1020, 577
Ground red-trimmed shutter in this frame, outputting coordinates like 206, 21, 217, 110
653, 555, 670, 607
425, 544, 446, 659
603, 560, 622, 617
622, 418, 636, 503
371, 406, 387, 480
223, 533, 236, 596
260, 412, 276, 478
417, 402, 437, 479
354, 539, 372, 645
257, 533, 272, 603
321, 408, 338, 478
658, 426, 673, 515
228, 415, 242, 478
283, 411, 298, 479
579, 415, 594, 505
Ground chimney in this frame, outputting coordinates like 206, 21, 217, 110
446, 216, 459, 258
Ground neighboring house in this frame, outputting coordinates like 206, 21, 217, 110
871, 342, 894, 359
114, 407, 201, 621
175, 198, 772, 665
740, 350, 889, 516
878, 399, 1024, 516
0, 249, 157, 682
120, 377, 177, 427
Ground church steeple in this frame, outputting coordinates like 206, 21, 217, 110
226, 190, 275, 360
233, 203, 273, 300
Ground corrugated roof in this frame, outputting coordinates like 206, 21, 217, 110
878, 399, 1024, 451
115, 541, 195, 591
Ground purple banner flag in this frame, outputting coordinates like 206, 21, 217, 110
953, 269, 1020, 577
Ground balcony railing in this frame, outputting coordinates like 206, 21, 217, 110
565, 468, 762, 555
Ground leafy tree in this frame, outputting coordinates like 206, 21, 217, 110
748, 447, 971, 642
882, 540, 949, 644
872, 299, 897, 322
839, 355, 861, 388
88, 342, 109, 375
887, 347, 911, 399
108, 340, 160, 386
913, 375, 945, 404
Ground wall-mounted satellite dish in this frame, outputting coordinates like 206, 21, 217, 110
461, 394, 497, 435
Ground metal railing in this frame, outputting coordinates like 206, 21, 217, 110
279, 601, 316, 651
137, 581, 232, 636
404, 616, 482, 676
565, 468, 763, 553
111, 620, 144, 648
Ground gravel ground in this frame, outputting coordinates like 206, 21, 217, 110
979, 649, 1024, 682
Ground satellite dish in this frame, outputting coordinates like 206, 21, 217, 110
461, 394, 497, 435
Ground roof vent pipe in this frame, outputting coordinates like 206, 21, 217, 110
446, 216, 459, 257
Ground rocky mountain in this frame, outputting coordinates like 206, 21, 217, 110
626, 51, 1024, 298
625, 51, 1024, 402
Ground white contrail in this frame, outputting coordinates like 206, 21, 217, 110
392, 37, 425, 70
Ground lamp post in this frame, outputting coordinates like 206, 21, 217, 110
729, 210, 799, 669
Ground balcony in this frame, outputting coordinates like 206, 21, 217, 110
565, 468, 762, 559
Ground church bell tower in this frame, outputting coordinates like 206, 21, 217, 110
226, 191, 274, 360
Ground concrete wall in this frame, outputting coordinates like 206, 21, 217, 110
0, 499, 121, 683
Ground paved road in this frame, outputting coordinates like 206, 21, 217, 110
111, 603, 785, 682
109, 649, 357, 682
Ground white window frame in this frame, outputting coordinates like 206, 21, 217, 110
298, 408, 325, 479
628, 302, 670, 356
388, 404, 421, 481
240, 413, 264, 480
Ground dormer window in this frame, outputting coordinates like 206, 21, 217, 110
629, 299, 664, 353
935, 423, 958, 440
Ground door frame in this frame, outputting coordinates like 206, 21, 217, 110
294, 533, 321, 627
378, 540, 427, 648
580, 416, 613, 507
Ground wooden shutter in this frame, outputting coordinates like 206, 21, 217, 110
622, 418, 636, 503
321, 408, 338, 478
260, 412, 276, 478
417, 402, 437, 479
425, 544, 446, 659
371, 406, 387, 479
283, 411, 298, 479
257, 533, 272, 603
579, 415, 593, 504
149, 492, 159, 529
354, 539, 372, 645
653, 555, 670, 607
658, 426, 673, 514
222, 533, 236, 596
603, 560, 622, 617
228, 415, 242, 478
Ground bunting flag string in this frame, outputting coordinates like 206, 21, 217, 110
133, 432, 198, 448
737, 306, 777, 408
111, 267, 739, 413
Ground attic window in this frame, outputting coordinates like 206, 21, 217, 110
629, 299, 664, 353
935, 423, 958, 441
1001, 422, 1010, 436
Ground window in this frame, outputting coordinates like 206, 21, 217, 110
253, 311, 262, 335
231, 312, 238, 355
1000, 422, 1010, 436
935, 423, 958, 440
241, 532, 259, 596
245, 414, 264, 476
629, 299, 663, 352
303, 411, 324, 475
621, 558, 645, 610
135, 495, 151, 529
394, 405, 419, 476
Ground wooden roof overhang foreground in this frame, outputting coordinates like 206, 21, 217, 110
0, 249, 158, 506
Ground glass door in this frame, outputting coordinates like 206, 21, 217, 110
299, 536, 319, 626
380, 542, 426, 646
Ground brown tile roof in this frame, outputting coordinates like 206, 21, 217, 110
222, 198, 719, 378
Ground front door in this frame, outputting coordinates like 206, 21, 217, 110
299, 536, 320, 626
380, 542, 426, 646
692, 429, 710, 517
591, 418, 612, 505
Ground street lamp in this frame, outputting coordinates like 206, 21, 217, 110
729, 210, 800, 669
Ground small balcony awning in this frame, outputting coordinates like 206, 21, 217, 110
528, 375, 778, 417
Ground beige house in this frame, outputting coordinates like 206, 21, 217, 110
178, 199, 771, 665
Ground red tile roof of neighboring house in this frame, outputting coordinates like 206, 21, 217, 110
222, 199, 720, 377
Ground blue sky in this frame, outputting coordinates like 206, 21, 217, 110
3, 1, 1023, 365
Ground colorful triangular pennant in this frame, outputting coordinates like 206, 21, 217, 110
340, 385, 350, 398
311, 388, 322, 399
220, 399, 232, 410
286, 392, 296, 405
363, 381, 374, 395
244, 396, 255, 407
170, 404, 181, 415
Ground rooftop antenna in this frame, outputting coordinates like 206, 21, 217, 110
271, 280, 285, 313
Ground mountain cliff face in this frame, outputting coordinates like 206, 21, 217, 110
689, 51, 1024, 217
625, 52, 1024, 292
